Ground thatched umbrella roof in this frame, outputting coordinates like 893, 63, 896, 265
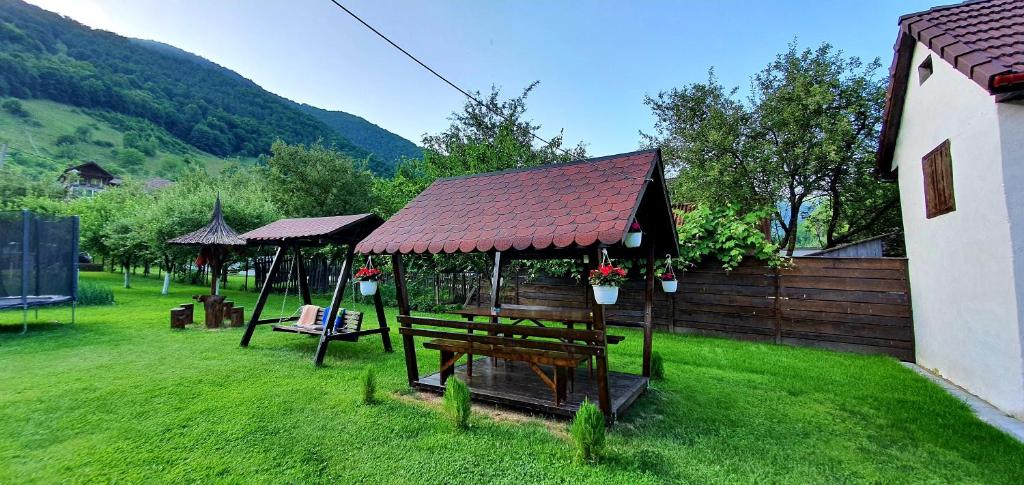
167, 196, 246, 247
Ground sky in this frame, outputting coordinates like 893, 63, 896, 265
26, 0, 940, 156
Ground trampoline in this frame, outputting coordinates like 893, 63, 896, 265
0, 210, 79, 333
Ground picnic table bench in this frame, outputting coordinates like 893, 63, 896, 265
397, 312, 610, 406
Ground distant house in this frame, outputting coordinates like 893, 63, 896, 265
877, 0, 1024, 418
60, 161, 119, 197
143, 177, 174, 191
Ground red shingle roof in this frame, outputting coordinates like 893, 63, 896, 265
877, 0, 1024, 179
900, 0, 1024, 91
242, 214, 381, 244
357, 150, 673, 255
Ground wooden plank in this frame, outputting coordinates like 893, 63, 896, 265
399, 327, 602, 356
781, 266, 907, 279
781, 276, 908, 292
398, 315, 603, 342
788, 257, 908, 270
781, 317, 913, 341
780, 298, 911, 318
783, 309, 911, 327
781, 287, 909, 305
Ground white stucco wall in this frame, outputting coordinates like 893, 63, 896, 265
891, 41, 1024, 418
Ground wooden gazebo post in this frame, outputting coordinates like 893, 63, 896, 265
590, 247, 613, 417
393, 254, 418, 385
642, 244, 656, 377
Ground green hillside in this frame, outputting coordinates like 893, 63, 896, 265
0, 98, 241, 178
0, 0, 419, 176
294, 103, 422, 165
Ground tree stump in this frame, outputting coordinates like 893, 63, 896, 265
229, 307, 245, 327
221, 301, 234, 325
194, 294, 226, 329
180, 303, 194, 324
170, 307, 189, 329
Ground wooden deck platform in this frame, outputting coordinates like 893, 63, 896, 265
414, 358, 648, 420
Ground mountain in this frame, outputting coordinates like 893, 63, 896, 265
293, 103, 422, 166
0, 0, 419, 175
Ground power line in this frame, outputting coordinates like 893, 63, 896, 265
324, 0, 572, 156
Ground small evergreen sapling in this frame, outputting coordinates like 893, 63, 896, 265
651, 352, 665, 380
443, 377, 471, 429
569, 399, 606, 462
360, 366, 376, 404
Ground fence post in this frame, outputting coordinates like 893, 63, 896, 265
773, 266, 782, 344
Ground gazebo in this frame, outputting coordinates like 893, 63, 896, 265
238, 214, 392, 366
357, 149, 678, 420
167, 196, 246, 295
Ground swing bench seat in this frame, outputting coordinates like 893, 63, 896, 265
272, 306, 364, 336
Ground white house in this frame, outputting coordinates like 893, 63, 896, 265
877, 0, 1024, 418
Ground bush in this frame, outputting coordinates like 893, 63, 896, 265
569, 399, 606, 462
651, 352, 665, 380
360, 366, 376, 404
76, 281, 114, 306
676, 204, 783, 271
2, 99, 29, 118
442, 377, 471, 429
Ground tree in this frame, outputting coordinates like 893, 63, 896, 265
267, 140, 375, 218
643, 42, 899, 255
139, 167, 280, 294
375, 83, 585, 218
373, 83, 587, 279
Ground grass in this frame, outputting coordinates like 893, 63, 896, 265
0, 98, 244, 176
1, 271, 1022, 483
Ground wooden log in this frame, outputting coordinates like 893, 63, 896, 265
170, 307, 189, 329
194, 294, 226, 329
229, 307, 244, 327
180, 303, 194, 324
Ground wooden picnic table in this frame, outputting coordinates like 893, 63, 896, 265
447, 304, 594, 327
445, 304, 623, 380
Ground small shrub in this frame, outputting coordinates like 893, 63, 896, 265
360, 366, 376, 404
651, 352, 665, 380
569, 399, 606, 462
76, 281, 114, 306
442, 377, 471, 429
2, 99, 30, 118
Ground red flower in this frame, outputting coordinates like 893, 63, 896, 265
355, 267, 382, 281
589, 263, 627, 287
630, 221, 641, 232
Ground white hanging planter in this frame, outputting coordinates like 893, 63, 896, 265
359, 280, 378, 296
661, 279, 678, 293
623, 231, 642, 248
592, 285, 620, 305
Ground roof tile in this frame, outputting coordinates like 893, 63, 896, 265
357, 150, 660, 254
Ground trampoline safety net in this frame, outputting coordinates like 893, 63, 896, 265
0, 210, 79, 310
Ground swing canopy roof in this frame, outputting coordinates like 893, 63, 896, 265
167, 196, 246, 247
241, 213, 383, 246
356, 149, 678, 258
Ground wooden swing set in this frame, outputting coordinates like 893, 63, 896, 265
238, 214, 393, 365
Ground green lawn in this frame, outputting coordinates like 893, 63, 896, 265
1, 272, 1022, 483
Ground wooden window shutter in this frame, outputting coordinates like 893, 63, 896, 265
922, 140, 955, 219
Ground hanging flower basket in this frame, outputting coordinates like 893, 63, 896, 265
660, 275, 678, 293
589, 250, 627, 305
355, 265, 382, 296
660, 255, 678, 293
624, 220, 642, 248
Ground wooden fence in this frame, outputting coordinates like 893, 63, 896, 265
481, 257, 914, 361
